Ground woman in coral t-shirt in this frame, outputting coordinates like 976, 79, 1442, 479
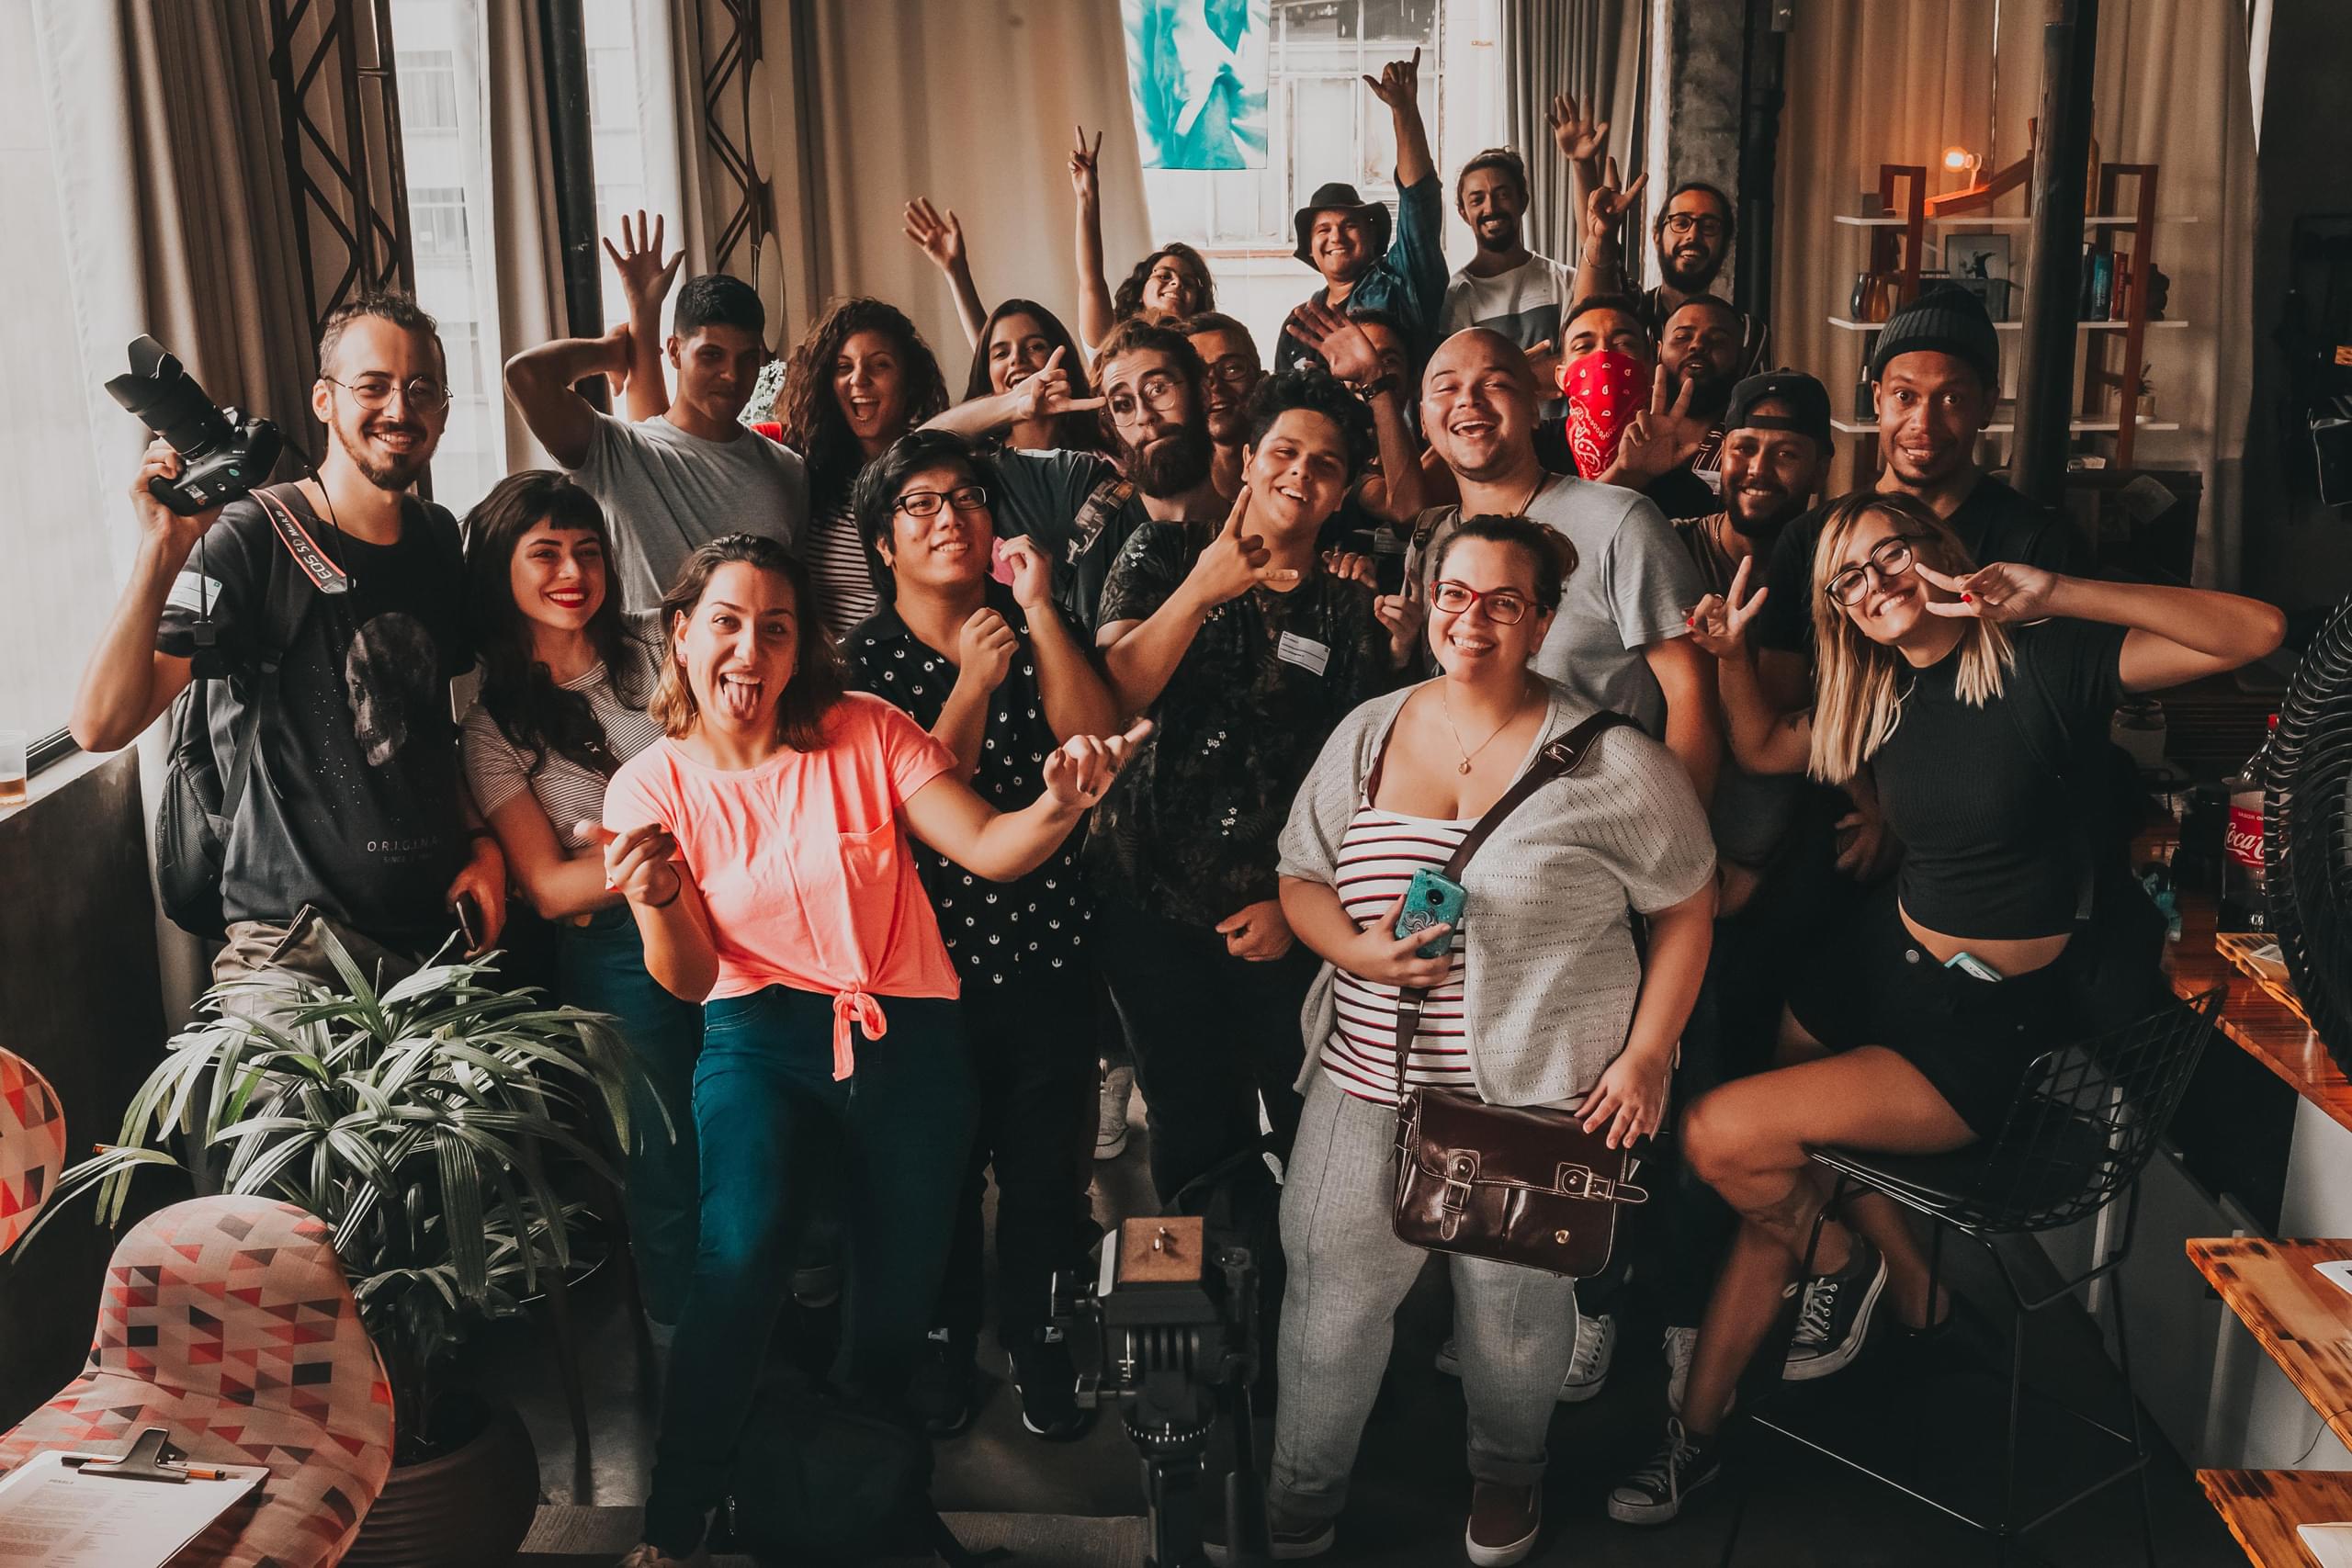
599, 533, 1143, 1568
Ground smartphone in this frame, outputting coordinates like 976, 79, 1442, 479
1943, 950, 2003, 983
1393, 869, 1466, 959
453, 891, 484, 952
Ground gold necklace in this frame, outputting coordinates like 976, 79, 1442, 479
1440, 682, 1530, 774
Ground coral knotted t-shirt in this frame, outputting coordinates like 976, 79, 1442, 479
603, 694, 962, 1077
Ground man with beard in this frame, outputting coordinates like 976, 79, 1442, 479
1535, 296, 1717, 520
73, 293, 505, 1004
505, 271, 808, 611
1273, 49, 1447, 376
1182, 311, 1264, 502
1627, 295, 1746, 520
1577, 178, 1770, 379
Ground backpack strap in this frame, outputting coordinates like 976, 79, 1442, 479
216, 485, 320, 824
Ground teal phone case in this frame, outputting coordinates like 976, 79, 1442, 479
1394, 869, 1466, 959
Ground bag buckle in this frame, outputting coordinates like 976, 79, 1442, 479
1440, 1152, 1477, 1240
1555, 1163, 1649, 1204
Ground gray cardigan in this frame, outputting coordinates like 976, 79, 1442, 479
1277, 679, 1715, 1108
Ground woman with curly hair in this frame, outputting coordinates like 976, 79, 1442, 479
772, 297, 951, 637
1069, 124, 1216, 348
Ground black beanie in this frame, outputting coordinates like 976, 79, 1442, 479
1870, 281, 1999, 391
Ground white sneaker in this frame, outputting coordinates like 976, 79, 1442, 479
1095, 1063, 1135, 1161
1663, 1325, 1695, 1415
1433, 1312, 1615, 1404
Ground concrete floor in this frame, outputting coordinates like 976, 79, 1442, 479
492, 1102, 2248, 1567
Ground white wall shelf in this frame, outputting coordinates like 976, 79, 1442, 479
1828, 416, 2183, 436
1826, 315, 2190, 334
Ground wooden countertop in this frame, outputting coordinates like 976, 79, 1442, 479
2163, 882, 2352, 1139
2199, 1468, 2352, 1567
2187, 1238, 2352, 1451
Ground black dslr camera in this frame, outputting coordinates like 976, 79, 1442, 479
106, 335, 282, 515
1052, 1216, 1271, 1568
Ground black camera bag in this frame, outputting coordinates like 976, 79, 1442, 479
155, 489, 312, 938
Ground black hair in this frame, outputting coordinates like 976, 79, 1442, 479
1174, 311, 1260, 362
673, 274, 766, 340
1111, 243, 1216, 321
963, 299, 1108, 455
1240, 367, 1377, 481
464, 471, 645, 777
317, 289, 442, 377
1565, 292, 1648, 333
1662, 293, 1741, 333
778, 297, 952, 511
1432, 513, 1578, 614
1655, 179, 1736, 243
650, 533, 845, 752
852, 428, 1002, 556
1453, 147, 1531, 204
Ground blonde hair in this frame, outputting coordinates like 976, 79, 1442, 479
1806, 491, 2012, 784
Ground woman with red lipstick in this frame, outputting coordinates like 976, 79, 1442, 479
1608, 491, 2285, 1526
458, 472, 702, 1335
602, 533, 1147, 1568
1262, 514, 1715, 1564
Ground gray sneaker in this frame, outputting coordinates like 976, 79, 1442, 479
1782, 1243, 1887, 1382
1096, 1063, 1135, 1161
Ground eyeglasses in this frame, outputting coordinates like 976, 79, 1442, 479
1204, 357, 1260, 391
1660, 212, 1727, 240
894, 484, 989, 518
1105, 370, 1188, 425
1825, 535, 1918, 606
1430, 580, 1534, 626
323, 375, 451, 412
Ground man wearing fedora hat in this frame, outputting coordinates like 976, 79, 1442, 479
1272, 48, 1447, 378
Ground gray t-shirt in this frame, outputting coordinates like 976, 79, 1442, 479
571, 412, 809, 610
1409, 475, 1701, 737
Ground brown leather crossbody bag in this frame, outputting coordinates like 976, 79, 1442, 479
1387, 709, 1651, 1278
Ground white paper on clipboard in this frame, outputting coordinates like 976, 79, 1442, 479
0, 1450, 264, 1566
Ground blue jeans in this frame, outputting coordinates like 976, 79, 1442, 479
643, 986, 976, 1556
557, 907, 704, 1325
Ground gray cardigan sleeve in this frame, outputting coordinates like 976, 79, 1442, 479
1277, 688, 1413, 888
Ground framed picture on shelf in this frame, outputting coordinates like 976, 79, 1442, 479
1944, 231, 2013, 320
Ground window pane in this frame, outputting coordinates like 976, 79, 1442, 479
395, 49, 458, 132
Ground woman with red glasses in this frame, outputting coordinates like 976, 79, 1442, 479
1264, 513, 1716, 1564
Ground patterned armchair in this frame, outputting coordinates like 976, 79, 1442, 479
0, 1046, 64, 1257
0, 1196, 396, 1568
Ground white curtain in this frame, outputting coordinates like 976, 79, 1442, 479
1501, 0, 1645, 266
1771, 0, 2256, 585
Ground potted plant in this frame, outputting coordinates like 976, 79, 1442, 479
38, 932, 642, 1567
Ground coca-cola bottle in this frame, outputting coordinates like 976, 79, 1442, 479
2219, 714, 2278, 933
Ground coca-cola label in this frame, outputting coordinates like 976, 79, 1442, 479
2225, 806, 2265, 869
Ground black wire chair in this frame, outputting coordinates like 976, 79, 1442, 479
1724, 984, 2226, 1566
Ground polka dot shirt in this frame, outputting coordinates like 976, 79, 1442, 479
842, 587, 1091, 985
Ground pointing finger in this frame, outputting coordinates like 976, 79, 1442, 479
1221, 483, 1252, 536
1911, 561, 1966, 592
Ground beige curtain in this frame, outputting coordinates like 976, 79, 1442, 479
484, 0, 568, 467
1502, 0, 1645, 265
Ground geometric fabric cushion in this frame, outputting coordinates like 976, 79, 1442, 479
0, 1197, 395, 1568
0, 1047, 65, 1258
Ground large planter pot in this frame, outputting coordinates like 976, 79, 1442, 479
345, 1400, 539, 1568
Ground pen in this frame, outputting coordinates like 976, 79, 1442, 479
60, 1454, 237, 1481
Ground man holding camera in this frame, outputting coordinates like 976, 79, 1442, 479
70, 292, 503, 1004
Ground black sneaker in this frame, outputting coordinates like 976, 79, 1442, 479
908, 1327, 979, 1438
1606, 1417, 1721, 1525
1010, 1339, 1094, 1443
1781, 1242, 1888, 1382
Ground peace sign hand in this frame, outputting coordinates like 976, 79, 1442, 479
1011, 344, 1107, 422
1684, 555, 1768, 660
1363, 47, 1420, 109
1915, 560, 2060, 623
1545, 91, 1610, 164
1069, 124, 1103, 206
1582, 156, 1650, 253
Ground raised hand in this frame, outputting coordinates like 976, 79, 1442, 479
1581, 156, 1650, 254
997, 534, 1054, 611
130, 437, 223, 552
1362, 46, 1420, 109
955, 607, 1020, 694
1011, 344, 1107, 423
1611, 367, 1701, 484
1545, 90, 1610, 164
900, 197, 967, 275
1069, 124, 1103, 207
1915, 560, 2060, 623
1684, 555, 1767, 660
1344, 893, 1454, 987
1283, 299, 1382, 385
1181, 485, 1295, 609
601, 210, 684, 312
1374, 580, 1427, 667
1042, 717, 1155, 807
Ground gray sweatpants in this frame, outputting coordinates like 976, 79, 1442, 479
1269, 1072, 1581, 1523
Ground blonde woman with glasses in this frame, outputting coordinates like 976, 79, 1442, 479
1606, 490, 2283, 1526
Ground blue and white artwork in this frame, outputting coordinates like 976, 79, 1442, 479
1123, 0, 1270, 170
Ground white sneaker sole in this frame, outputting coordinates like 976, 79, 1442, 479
1464, 1511, 1541, 1566
1781, 1255, 1889, 1382
1093, 1128, 1128, 1161
1606, 1463, 1716, 1526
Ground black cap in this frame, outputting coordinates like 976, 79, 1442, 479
1870, 281, 1999, 390
1292, 182, 1393, 268
1724, 370, 1832, 448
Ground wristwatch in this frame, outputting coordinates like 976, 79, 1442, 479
1359, 373, 1402, 400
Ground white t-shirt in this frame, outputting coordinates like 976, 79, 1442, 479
1440, 253, 1577, 350
571, 413, 808, 612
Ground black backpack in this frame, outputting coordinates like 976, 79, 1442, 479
721, 1376, 995, 1567
154, 489, 314, 938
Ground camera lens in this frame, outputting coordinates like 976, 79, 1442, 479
107, 336, 234, 461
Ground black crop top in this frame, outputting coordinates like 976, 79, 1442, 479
1871, 618, 2128, 941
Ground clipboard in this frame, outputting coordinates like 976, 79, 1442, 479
0, 1429, 266, 1566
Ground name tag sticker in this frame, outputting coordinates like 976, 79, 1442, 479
167, 571, 226, 615
1276, 631, 1331, 676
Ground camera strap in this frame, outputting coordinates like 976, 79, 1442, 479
252, 484, 353, 595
